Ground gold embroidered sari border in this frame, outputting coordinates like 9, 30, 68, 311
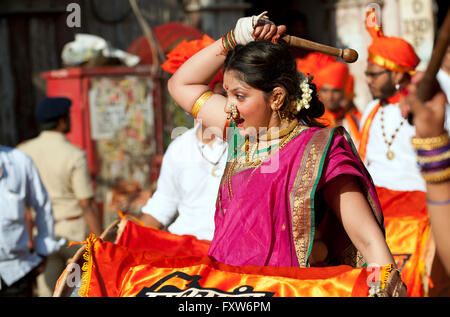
290, 128, 334, 267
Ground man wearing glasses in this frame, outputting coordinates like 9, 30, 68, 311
357, 9, 450, 297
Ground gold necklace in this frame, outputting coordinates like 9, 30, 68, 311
379, 106, 405, 160
225, 122, 304, 198
258, 119, 298, 141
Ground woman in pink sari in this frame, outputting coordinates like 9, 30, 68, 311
168, 12, 405, 296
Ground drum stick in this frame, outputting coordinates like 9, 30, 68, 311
281, 35, 359, 63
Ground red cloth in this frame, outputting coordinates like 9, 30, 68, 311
64, 224, 371, 297
127, 22, 204, 65
116, 219, 210, 257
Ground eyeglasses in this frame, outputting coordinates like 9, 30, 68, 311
364, 70, 390, 78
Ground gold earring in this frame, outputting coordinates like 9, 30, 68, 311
276, 109, 282, 121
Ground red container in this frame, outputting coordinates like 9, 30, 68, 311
41, 66, 165, 221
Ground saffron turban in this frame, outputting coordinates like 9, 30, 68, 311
296, 52, 336, 76
314, 61, 349, 91
365, 8, 420, 74
161, 34, 223, 88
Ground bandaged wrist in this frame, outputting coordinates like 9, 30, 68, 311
233, 11, 269, 45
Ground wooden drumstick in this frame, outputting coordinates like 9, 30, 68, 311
282, 35, 359, 63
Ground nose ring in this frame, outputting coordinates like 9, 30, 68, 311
230, 104, 238, 119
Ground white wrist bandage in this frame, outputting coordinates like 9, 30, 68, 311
233, 11, 269, 45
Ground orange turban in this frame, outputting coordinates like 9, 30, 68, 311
365, 8, 419, 74
161, 34, 223, 87
296, 52, 336, 87
314, 61, 349, 91
296, 52, 336, 76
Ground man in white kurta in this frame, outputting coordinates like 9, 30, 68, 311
140, 122, 228, 241
357, 10, 446, 296
360, 97, 450, 192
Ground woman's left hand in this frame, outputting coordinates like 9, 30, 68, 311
400, 71, 447, 138
253, 18, 286, 42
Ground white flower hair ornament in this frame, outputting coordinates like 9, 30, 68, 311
296, 77, 313, 112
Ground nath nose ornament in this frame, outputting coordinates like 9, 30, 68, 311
230, 104, 238, 119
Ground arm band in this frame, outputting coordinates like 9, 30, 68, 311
192, 91, 214, 118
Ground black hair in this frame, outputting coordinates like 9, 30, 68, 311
224, 41, 325, 128
37, 114, 69, 132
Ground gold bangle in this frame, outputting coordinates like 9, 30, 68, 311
417, 150, 450, 164
368, 264, 405, 297
411, 131, 450, 150
191, 91, 214, 118
421, 166, 450, 183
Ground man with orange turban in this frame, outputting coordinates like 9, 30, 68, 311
358, 8, 450, 297
359, 9, 450, 192
314, 61, 361, 146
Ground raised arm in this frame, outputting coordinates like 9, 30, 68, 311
167, 38, 229, 133
167, 12, 285, 138
401, 72, 450, 276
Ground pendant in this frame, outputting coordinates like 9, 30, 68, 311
386, 150, 395, 160
211, 166, 221, 177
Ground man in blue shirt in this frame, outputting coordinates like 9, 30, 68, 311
0, 146, 65, 296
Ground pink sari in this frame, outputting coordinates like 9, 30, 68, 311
208, 125, 384, 268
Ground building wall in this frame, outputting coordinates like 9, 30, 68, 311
0, 0, 181, 147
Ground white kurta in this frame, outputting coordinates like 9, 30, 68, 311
141, 123, 228, 241
360, 99, 450, 192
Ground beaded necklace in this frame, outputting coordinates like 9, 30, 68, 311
225, 121, 305, 198
379, 106, 405, 160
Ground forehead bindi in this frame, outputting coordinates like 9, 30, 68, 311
223, 78, 249, 93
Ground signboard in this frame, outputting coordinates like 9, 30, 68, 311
399, 0, 435, 71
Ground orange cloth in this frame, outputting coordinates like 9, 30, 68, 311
349, 107, 362, 124
314, 61, 349, 90
295, 52, 336, 87
69, 233, 371, 297
161, 34, 223, 88
344, 74, 355, 100
375, 186, 429, 297
358, 93, 403, 161
318, 109, 361, 145
365, 8, 419, 73
296, 52, 336, 75
358, 101, 381, 162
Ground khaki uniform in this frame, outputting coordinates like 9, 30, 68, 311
18, 131, 94, 296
